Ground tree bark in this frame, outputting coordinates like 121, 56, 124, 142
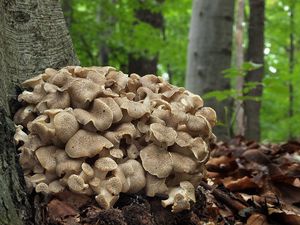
127, 1, 164, 76
234, 0, 245, 137
288, 0, 295, 140
0, 0, 79, 223
185, 0, 235, 141
244, 0, 265, 141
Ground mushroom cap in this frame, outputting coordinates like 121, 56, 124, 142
14, 125, 29, 145
146, 173, 168, 197
105, 177, 123, 195
97, 97, 123, 123
55, 150, 83, 176
35, 146, 57, 172
94, 157, 118, 172
53, 110, 79, 144
67, 174, 89, 192
82, 163, 94, 177
68, 78, 102, 108
35, 183, 49, 193
149, 123, 177, 147
120, 100, 149, 119
140, 144, 173, 178
119, 159, 146, 193
170, 152, 197, 174
74, 98, 113, 131
95, 189, 119, 209
48, 180, 65, 193
195, 107, 217, 127
65, 129, 113, 158
13, 105, 35, 127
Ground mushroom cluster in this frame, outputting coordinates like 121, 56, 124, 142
14, 66, 217, 213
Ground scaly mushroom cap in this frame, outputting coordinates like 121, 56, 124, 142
35, 146, 57, 172
65, 129, 113, 158
74, 98, 113, 131
53, 110, 79, 144
140, 144, 173, 178
68, 78, 102, 108
148, 123, 177, 147
146, 173, 168, 197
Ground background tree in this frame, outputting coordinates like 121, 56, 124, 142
0, 0, 78, 224
244, 0, 265, 141
185, 0, 235, 140
234, 0, 246, 136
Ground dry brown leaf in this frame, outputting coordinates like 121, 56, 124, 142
246, 213, 268, 225
223, 176, 259, 191
47, 199, 77, 220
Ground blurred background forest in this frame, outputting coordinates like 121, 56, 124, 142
60, 0, 300, 143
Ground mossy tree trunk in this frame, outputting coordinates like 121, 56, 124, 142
0, 0, 79, 224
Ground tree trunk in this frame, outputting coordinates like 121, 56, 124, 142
288, 0, 295, 140
185, 0, 235, 141
0, 0, 78, 223
234, 0, 245, 136
244, 0, 265, 141
128, 1, 164, 76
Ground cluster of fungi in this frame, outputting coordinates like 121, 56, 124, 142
14, 66, 217, 213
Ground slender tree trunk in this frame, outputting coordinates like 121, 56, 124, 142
128, 1, 164, 75
235, 0, 245, 136
244, 0, 265, 141
0, 0, 78, 223
185, 0, 235, 141
288, 0, 295, 140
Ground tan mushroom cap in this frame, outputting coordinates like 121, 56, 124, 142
53, 110, 79, 144
65, 129, 113, 158
74, 98, 113, 131
149, 123, 177, 147
14, 105, 35, 127
14, 125, 29, 145
195, 107, 217, 127
35, 182, 49, 193
68, 78, 102, 108
140, 144, 173, 178
120, 100, 149, 119
105, 177, 123, 195
170, 152, 197, 174
109, 148, 124, 159
27, 115, 55, 144
118, 159, 146, 193
67, 174, 89, 192
94, 157, 118, 172
48, 180, 65, 193
95, 189, 119, 209
35, 146, 57, 172
18, 84, 46, 105
146, 173, 168, 197
97, 97, 123, 123
55, 150, 83, 176
36, 91, 71, 113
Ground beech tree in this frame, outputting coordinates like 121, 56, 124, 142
185, 0, 235, 140
0, 0, 78, 224
244, 0, 265, 141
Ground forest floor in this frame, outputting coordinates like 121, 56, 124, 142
45, 137, 300, 225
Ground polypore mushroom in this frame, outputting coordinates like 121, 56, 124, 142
74, 98, 113, 131
140, 144, 173, 178
161, 181, 196, 213
14, 66, 217, 213
65, 129, 113, 158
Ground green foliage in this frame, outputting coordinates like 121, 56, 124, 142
65, 0, 191, 86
